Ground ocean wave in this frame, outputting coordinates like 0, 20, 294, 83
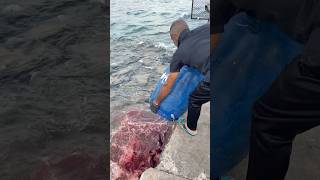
126, 10, 147, 16
154, 42, 175, 51
124, 26, 151, 35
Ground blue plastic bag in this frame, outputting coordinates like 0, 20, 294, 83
150, 65, 204, 120
211, 13, 303, 178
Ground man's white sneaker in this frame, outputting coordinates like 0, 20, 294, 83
178, 118, 197, 136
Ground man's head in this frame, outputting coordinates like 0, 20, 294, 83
170, 19, 189, 46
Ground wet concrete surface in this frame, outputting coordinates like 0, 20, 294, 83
140, 168, 188, 180
0, 0, 109, 179
140, 103, 210, 180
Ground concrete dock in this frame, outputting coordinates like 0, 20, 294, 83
140, 103, 210, 180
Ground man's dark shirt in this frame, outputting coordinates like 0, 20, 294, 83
170, 24, 210, 82
210, 0, 320, 76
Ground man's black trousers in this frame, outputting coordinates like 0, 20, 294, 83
187, 80, 210, 130
246, 56, 320, 180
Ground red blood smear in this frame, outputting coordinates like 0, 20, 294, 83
110, 109, 173, 180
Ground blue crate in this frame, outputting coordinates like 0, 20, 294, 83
150, 65, 204, 120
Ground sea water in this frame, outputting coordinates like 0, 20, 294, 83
110, 0, 207, 129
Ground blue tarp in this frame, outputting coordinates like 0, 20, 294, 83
211, 13, 303, 178
150, 66, 204, 120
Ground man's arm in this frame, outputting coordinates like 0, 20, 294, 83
150, 72, 179, 113
155, 72, 179, 105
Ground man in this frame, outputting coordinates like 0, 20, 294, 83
211, 0, 320, 179
150, 19, 210, 136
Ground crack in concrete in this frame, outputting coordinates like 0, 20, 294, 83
158, 169, 191, 180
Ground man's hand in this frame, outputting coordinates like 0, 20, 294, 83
150, 101, 160, 113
